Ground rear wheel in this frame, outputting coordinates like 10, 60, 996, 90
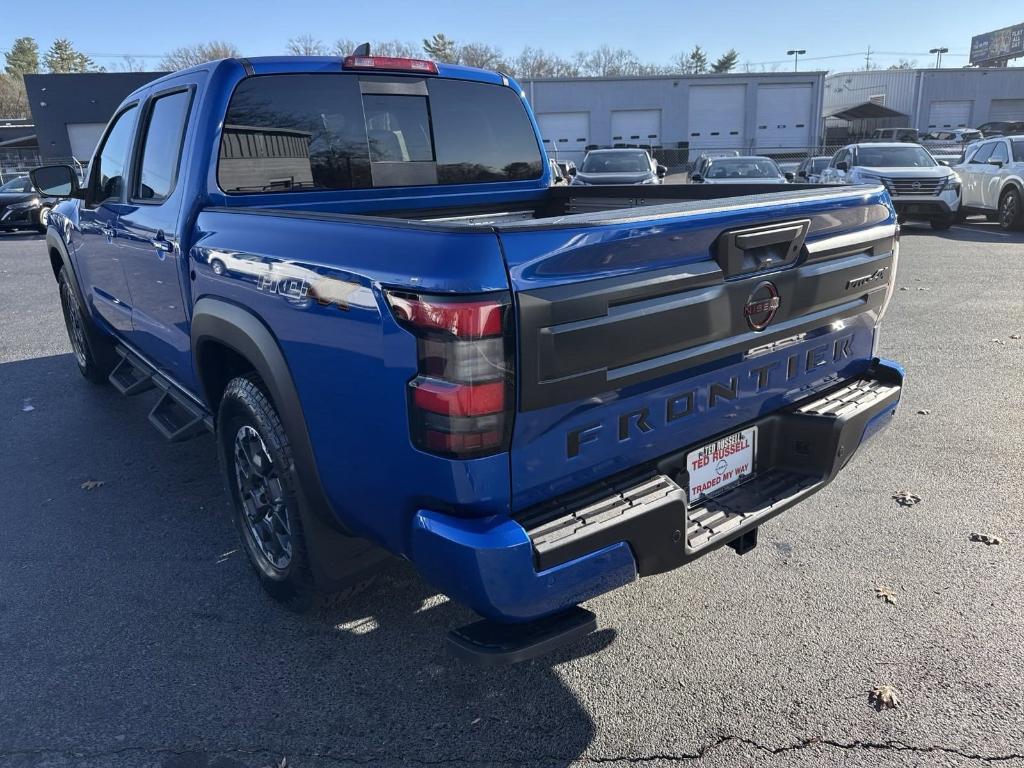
998, 188, 1024, 230
218, 375, 366, 611
57, 266, 116, 383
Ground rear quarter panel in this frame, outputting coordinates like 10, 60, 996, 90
190, 209, 513, 553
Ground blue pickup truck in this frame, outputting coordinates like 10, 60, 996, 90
32, 53, 904, 663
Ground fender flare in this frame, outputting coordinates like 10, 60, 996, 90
191, 297, 388, 586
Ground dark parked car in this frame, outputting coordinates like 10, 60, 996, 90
795, 156, 832, 183
0, 174, 58, 233
569, 148, 666, 185
977, 121, 1024, 138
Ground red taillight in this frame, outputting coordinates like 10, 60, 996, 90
412, 379, 505, 417
386, 294, 503, 337
342, 55, 439, 75
386, 290, 513, 460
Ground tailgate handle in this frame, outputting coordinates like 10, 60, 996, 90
717, 219, 810, 279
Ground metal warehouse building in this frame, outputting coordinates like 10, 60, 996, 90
520, 72, 827, 165
824, 67, 1024, 138
24, 71, 167, 164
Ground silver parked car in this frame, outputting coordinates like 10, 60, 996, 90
954, 136, 1024, 230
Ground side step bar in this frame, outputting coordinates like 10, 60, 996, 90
110, 345, 214, 442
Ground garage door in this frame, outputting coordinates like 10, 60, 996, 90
989, 99, 1024, 122
688, 85, 745, 150
536, 112, 589, 165
67, 122, 107, 161
756, 84, 813, 150
926, 101, 972, 130
610, 109, 661, 147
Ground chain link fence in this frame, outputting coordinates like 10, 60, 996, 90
0, 151, 87, 185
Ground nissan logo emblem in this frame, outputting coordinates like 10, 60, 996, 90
743, 281, 781, 331
911, 181, 921, 190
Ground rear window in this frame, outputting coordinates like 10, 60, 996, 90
218, 73, 543, 193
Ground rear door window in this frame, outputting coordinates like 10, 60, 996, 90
1013, 141, 1024, 162
135, 89, 192, 202
218, 73, 543, 194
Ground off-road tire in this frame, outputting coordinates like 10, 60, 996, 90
58, 266, 116, 384
217, 375, 368, 612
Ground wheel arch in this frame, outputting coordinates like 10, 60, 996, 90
191, 297, 388, 585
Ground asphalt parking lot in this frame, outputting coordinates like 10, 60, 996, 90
1, 221, 1023, 768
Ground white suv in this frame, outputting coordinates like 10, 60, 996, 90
953, 137, 1024, 230
819, 143, 961, 229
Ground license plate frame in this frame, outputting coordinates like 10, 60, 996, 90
686, 427, 757, 504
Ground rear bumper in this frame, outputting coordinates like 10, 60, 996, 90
410, 358, 903, 622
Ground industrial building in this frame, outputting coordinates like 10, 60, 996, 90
520, 71, 827, 165
24, 71, 166, 164
823, 67, 1024, 139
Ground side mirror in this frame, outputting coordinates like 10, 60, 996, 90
30, 164, 83, 199
784, 172, 795, 182
836, 161, 849, 172
656, 164, 667, 178
690, 173, 703, 183
988, 159, 1004, 168
567, 166, 577, 176
797, 170, 808, 179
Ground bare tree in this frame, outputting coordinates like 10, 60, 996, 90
116, 55, 147, 72
580, 45, 640, 77
287, 35, 328, 56
0, 74, 29, 118
159, 41, 241, 71
457, 42, 509, 71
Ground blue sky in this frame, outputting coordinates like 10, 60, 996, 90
3, 0, 1021, 72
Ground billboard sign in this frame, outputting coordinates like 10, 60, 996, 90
970, 23, 1024, 65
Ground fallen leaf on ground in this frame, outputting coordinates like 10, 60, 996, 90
916, 287, 930, 291
1011, 334, 1022, 340
899, 286, 909, 291
917, 409, 931, 415
969, 532, 1002, 546
892, 490, 922, 507
875, 585, 897, 605
80, 480, 104, 491
991, 338, 1005, 345
21, 399, 34, 412
869, 685, 901, 710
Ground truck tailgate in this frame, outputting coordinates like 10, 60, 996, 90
496, 185, 897, 511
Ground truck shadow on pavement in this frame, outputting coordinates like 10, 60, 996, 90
0, 353, 608, 767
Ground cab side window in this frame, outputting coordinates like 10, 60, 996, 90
92, 105, 139, 204
135, 90, 192, 202
969, 142, 994, 164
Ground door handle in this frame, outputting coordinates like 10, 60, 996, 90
151, 233, 174, 254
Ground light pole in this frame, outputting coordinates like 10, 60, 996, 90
787, 49, 806, 71
929, 47, 948, 68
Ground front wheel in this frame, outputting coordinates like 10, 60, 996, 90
36, 205, 51, 233
57, 267, 116, 383
930, 215, 954, 231
998, 188, 1024, 231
